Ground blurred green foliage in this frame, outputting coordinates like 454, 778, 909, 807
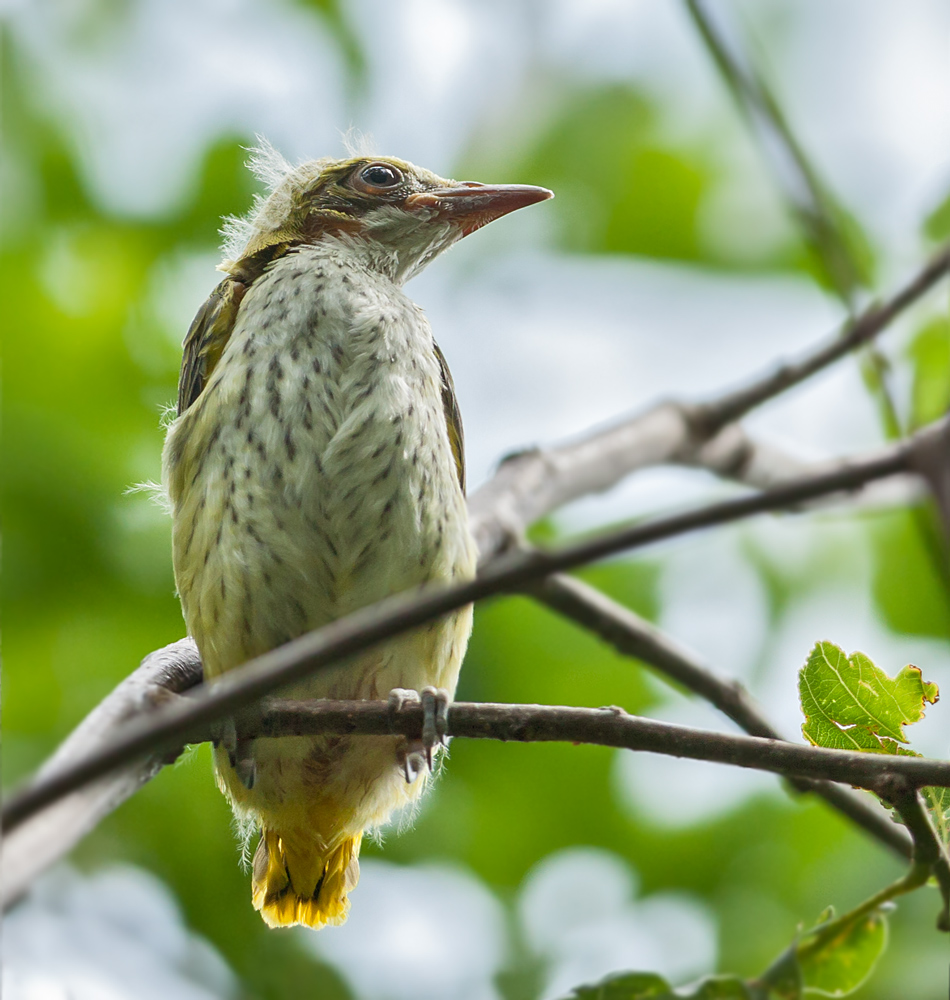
871, 509, 950, 640
508, 86, 716, 261
924, 190, 950, 244
564, 897, 889, 1000
4, 6, 950, 1000
907, 317, 950, 430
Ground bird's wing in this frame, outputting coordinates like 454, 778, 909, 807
177, 277, 249, 416
432, 341, 466, 494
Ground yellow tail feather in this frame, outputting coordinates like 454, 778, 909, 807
252, 828, 362, 929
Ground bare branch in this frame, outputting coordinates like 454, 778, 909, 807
0, 639, 202, 910
530, 573, 912, 856
691, 247, 950, 434
469, 246, 950, 559
6, 245, 944, 889
234, 698, 950, 790
2, 423, 936, 836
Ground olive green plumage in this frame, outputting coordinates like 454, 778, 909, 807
162, 146, 551, 928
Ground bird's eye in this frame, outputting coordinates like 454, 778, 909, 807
357, 163, 403, 189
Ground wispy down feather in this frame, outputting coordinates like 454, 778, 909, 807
221, 135, 375, 264
246, 135, 294, 189
220, 135, 300, 263
340, 126, 377, 158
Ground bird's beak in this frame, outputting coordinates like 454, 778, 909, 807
404, 182, 553, 237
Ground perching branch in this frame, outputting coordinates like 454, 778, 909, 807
235, 698, 950, 790
3, 419, 942, 837
469, 244, 950, 560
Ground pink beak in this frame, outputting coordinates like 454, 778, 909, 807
405, 182, 553, 237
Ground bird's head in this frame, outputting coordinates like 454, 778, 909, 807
220, 150, 553, 284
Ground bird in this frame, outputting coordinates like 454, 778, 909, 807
161, 143, 552, 930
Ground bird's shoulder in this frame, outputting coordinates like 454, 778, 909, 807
177, 276, 248, 416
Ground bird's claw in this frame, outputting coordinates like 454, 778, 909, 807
211, 716, 256, 789
234, 751, 257, 790
388, 686, 451, 783
400, 747, 428, 784
211, 716, 238, 757
421, 686, 449, 769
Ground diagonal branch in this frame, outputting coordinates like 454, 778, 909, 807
530, 573, 912, 856
3, 420, 940, 837
469, 245, 950, 560
907, 415, 950, 540
0, 639, 203, 909
684, 0, 868, 304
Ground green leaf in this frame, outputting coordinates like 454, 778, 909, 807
563, 971, 758, 1000
921, 785, 950, 849
798, 910, 888, 997
799, 642, 949, 843
906, 316, 950, 429
799, 641, 938, 751
871, 508, 950, 640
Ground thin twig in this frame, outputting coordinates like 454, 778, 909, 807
530, 573, 912, 857
469, 245, 950, 560
683, 0, 913, 444
231, 698, 950, 789
2, 424, 936, 835
691, 245, 950, 434
684, 0, 867, 303
875, 774, 950, 931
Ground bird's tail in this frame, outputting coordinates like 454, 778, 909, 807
251, 827, 362, 929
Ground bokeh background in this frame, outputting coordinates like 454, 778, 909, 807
4, 1, 950, 997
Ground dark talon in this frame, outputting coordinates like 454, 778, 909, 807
398, 745, 427, 784
421, 686, 450, 771
236, 755, 257, 789
212, 716, 239, 761
214, 718, 256, 790
389, 686, 450, 779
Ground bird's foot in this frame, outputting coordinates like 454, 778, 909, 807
388, 686, 451, 784
420, 687, 450, 766
211, 716, 257, 789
